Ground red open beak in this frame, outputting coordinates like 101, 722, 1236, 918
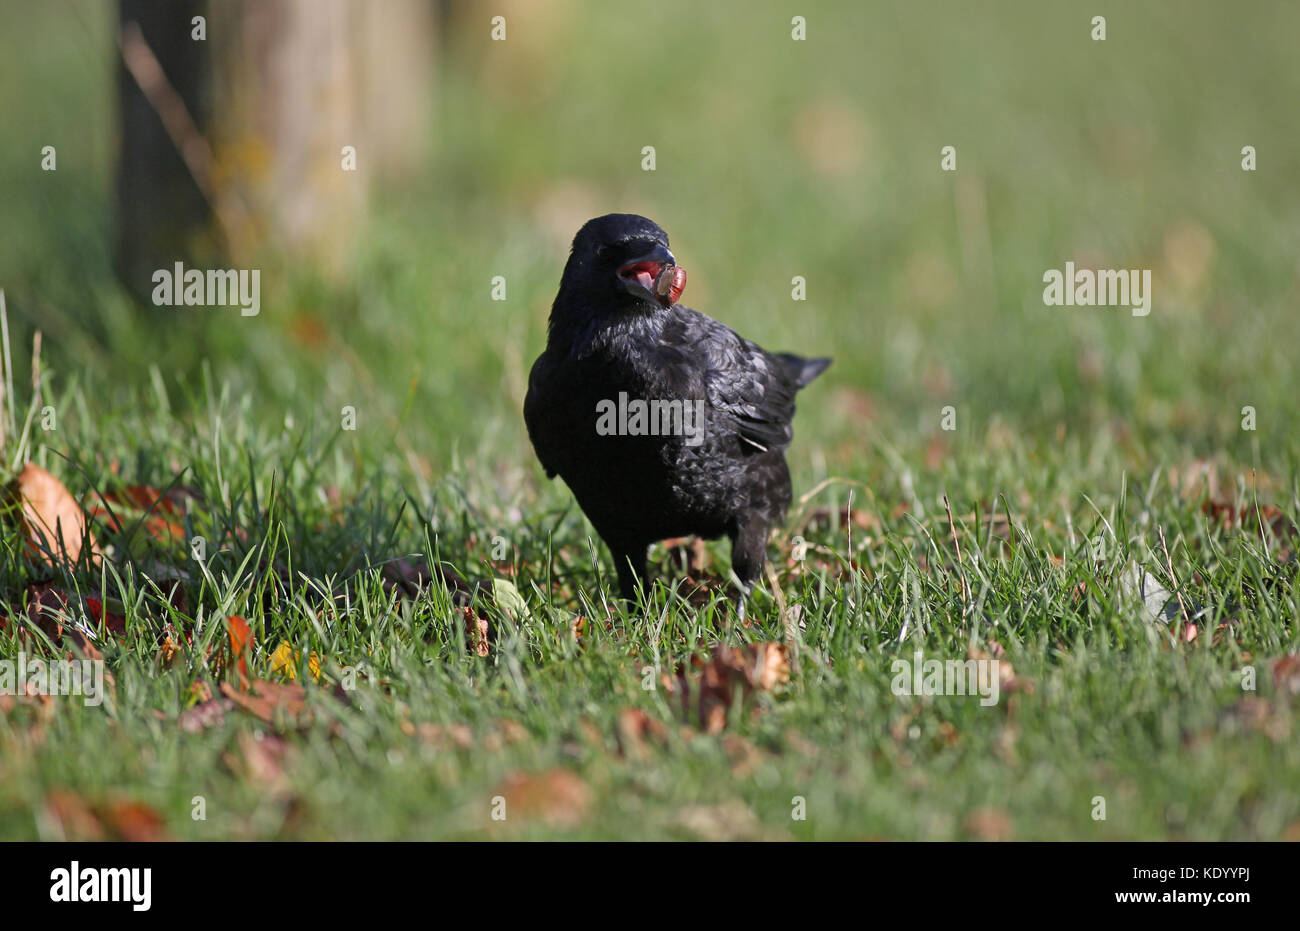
617, 245, 686, 307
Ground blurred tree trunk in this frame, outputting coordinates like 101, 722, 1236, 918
113, 0, 215, 300
113, 0, 435, 298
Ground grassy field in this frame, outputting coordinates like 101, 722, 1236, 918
0, 0, 1298, 840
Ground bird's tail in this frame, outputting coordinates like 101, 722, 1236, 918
778, 353, 832, 389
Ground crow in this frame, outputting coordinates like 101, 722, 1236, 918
524, 214, 830, 606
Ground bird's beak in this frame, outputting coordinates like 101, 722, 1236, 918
617, 244, 685, 307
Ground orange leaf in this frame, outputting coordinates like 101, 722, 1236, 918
8, 463, 100, 569
43, 791, 170, 841
99, 799, 169, 842
89, 484, 190, 541
227, 616, 253, 682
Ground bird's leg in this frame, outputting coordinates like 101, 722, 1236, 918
736, 582, 752, 624
611, 544, 648, 604
729, 518, 768, 620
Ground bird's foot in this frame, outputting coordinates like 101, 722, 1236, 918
735, 582, 753, 624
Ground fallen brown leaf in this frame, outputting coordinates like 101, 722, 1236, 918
99, 798, 170, 842
491, 768, 590, 828
1271, 655, 1300, 696
178, 696, 235, 734
219, 679, 311, 727
43, 790, 104, 840
403, 721, 475, 749
1219, 696, 1291, 742
12, 585, 111, 666
722, 734, 763, 778
224, 731, 292, 792
664, 642, 791, 733
964, 806, 1014, 841
88, 484, 188, 542
382, 557, 473, 604
463, 605, 492, 657
616, 707, 669, 760
968, 645, 1032, 696
157, 634, 183, 668
801, 505, 881, 535
1202, 498, 1299, 560
43, 791, 169, 841
483, 719, 530, 751
8, 463, 100, 569
0, 690, 54, 715
0, 690, 55, 746
24, 583, 71, 642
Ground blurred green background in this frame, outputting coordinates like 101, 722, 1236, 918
1, 0, 1298, 484
2, 0, 1300, 844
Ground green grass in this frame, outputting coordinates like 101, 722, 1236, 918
0, 0, 1297, 840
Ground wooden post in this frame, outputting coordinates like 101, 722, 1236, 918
113, 0, 435, 296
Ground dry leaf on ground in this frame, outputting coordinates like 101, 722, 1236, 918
968, 645, 1032, 696
401, 721, 475, 749
218, 678, 311, 727
964, 806, 1014, 841
616, 707, 670, 760
382, 557, 473, 603
7, 463, 101, 569
43, 791, 169, 842
663, 642, 791, 733
23, 583, 72, 642
462, 606, 492, 657
1218, 696, 1291, 742
1271, 655, 1300, 696
482, 719, 530, 751
87, 483, 191, 543
491, 768, 591, 828
223, 731, 292, 793
178, 695, 236, 734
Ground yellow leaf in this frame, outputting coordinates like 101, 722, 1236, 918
270, 641, 298, 680
270, 640, 322, 682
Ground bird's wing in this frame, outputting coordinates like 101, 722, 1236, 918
523, 353, 563, 478
661, 309, 800, 453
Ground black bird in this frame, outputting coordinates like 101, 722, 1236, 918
524, 214, 830, 605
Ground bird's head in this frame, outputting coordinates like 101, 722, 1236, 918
561, 214, 687, 312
